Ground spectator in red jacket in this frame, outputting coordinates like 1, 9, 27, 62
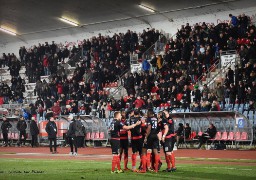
43, 55, 49, 75
51, 102, 61, 117
133, 96, 145, 109
56, 83, 63, 97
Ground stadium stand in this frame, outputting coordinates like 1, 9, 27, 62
0, 12, 255, 147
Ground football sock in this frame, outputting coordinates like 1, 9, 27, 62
154, 154, 160, 172
124, 153, 128, 169
141, 155, 147, 171
132, 154, 137, 168
146, 152, 151, 169
171, 153, 176, 168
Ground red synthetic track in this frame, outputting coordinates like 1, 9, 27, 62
1, 146, 256, 166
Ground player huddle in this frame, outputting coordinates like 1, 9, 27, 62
109, 109, 176, 174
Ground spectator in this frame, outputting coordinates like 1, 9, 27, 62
45, 117, 58, 154
51, 102, 61, 117
133, 96, 145, 109
1, 116, 12, 147
17, 116, 27, 146
30, 117, 39, 148
175, 123, 184, 147
198, 123, 217, 149
184, 123, 191, 139
142, 59, 151, 73
67, 114, 78, 156
191, 102, 200, 112
75, 115, 86, 148
215, 83, 224, 105
229, 14, 238, 27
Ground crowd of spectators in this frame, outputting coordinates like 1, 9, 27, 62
112, 13, 256, 114
0, 28, 161, 118
0, 13, 256, 119
0, 53, 26, 104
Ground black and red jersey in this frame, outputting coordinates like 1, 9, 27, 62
159, 117, 175, 138
129, 116, 142, 138
120, 119, 128, 140
147, 117, 159, 135
140, 117, 147, 138
110, 119, 124, 139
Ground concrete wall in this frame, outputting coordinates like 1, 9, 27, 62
1, 7, 255, 56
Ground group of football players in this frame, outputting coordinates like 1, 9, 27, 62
109, 109, 176, 174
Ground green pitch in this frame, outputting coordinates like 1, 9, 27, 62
0, 158, 256, 180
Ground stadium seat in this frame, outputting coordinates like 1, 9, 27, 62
191, 131, 197, 139
238, 107, 243, 113
221, 132, 228, 141
244, 104, 249, 110
235, 132, 241, 140
99, 132, 105, 139
211, 131, 221, 141
243, 111, 248, 117
241, 132, 248, 140
92, 132, 100, 139
86, 132, 91, 140
228, 132, 234, 140
198, 131, 203, 136
234, 104, 239, 111
248, 111, 254, 120
8, 133, 12, 139
180, 109, 185, 113
14, 133, 19, 140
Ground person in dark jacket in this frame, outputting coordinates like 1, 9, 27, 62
45, 117, 58, 153
67, 114, 78, 156
17, 116, 27, 146
45, 108, 54, 121
198, 123, 217, 149
75, 115, 86, 148
184, 123, 191, 139
30, 117, 39, 148
175, 123, 184, 147
1, 116, 12, 147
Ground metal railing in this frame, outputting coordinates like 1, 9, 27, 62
104, 30, 172, 99
195, 50, 238, 88
205, 55, 238, 89
195, 58, 221, 86
67, 49, 82, 67
106, 68, 130, 98
142, 31, 176, 60
142, 34, 167, 60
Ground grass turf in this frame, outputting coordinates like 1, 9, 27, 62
0, 158, 256, 180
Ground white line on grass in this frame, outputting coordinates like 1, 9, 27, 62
177, 165, 253, 171
0, 159, 112, 164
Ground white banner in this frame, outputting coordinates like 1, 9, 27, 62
131, 64, 142, 73
221, 54, 236, 70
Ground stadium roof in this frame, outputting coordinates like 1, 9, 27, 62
0, 0, 255, 44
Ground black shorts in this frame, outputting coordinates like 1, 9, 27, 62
120, 139, 129, 153
144, 134, 159, 150
110, 139, 120, 155
131, 138, 143, 154
163, 136, 175, 153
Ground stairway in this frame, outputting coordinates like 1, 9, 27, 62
198, 51, 239, 90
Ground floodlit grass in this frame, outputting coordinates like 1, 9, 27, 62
0, 158, 256, 180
